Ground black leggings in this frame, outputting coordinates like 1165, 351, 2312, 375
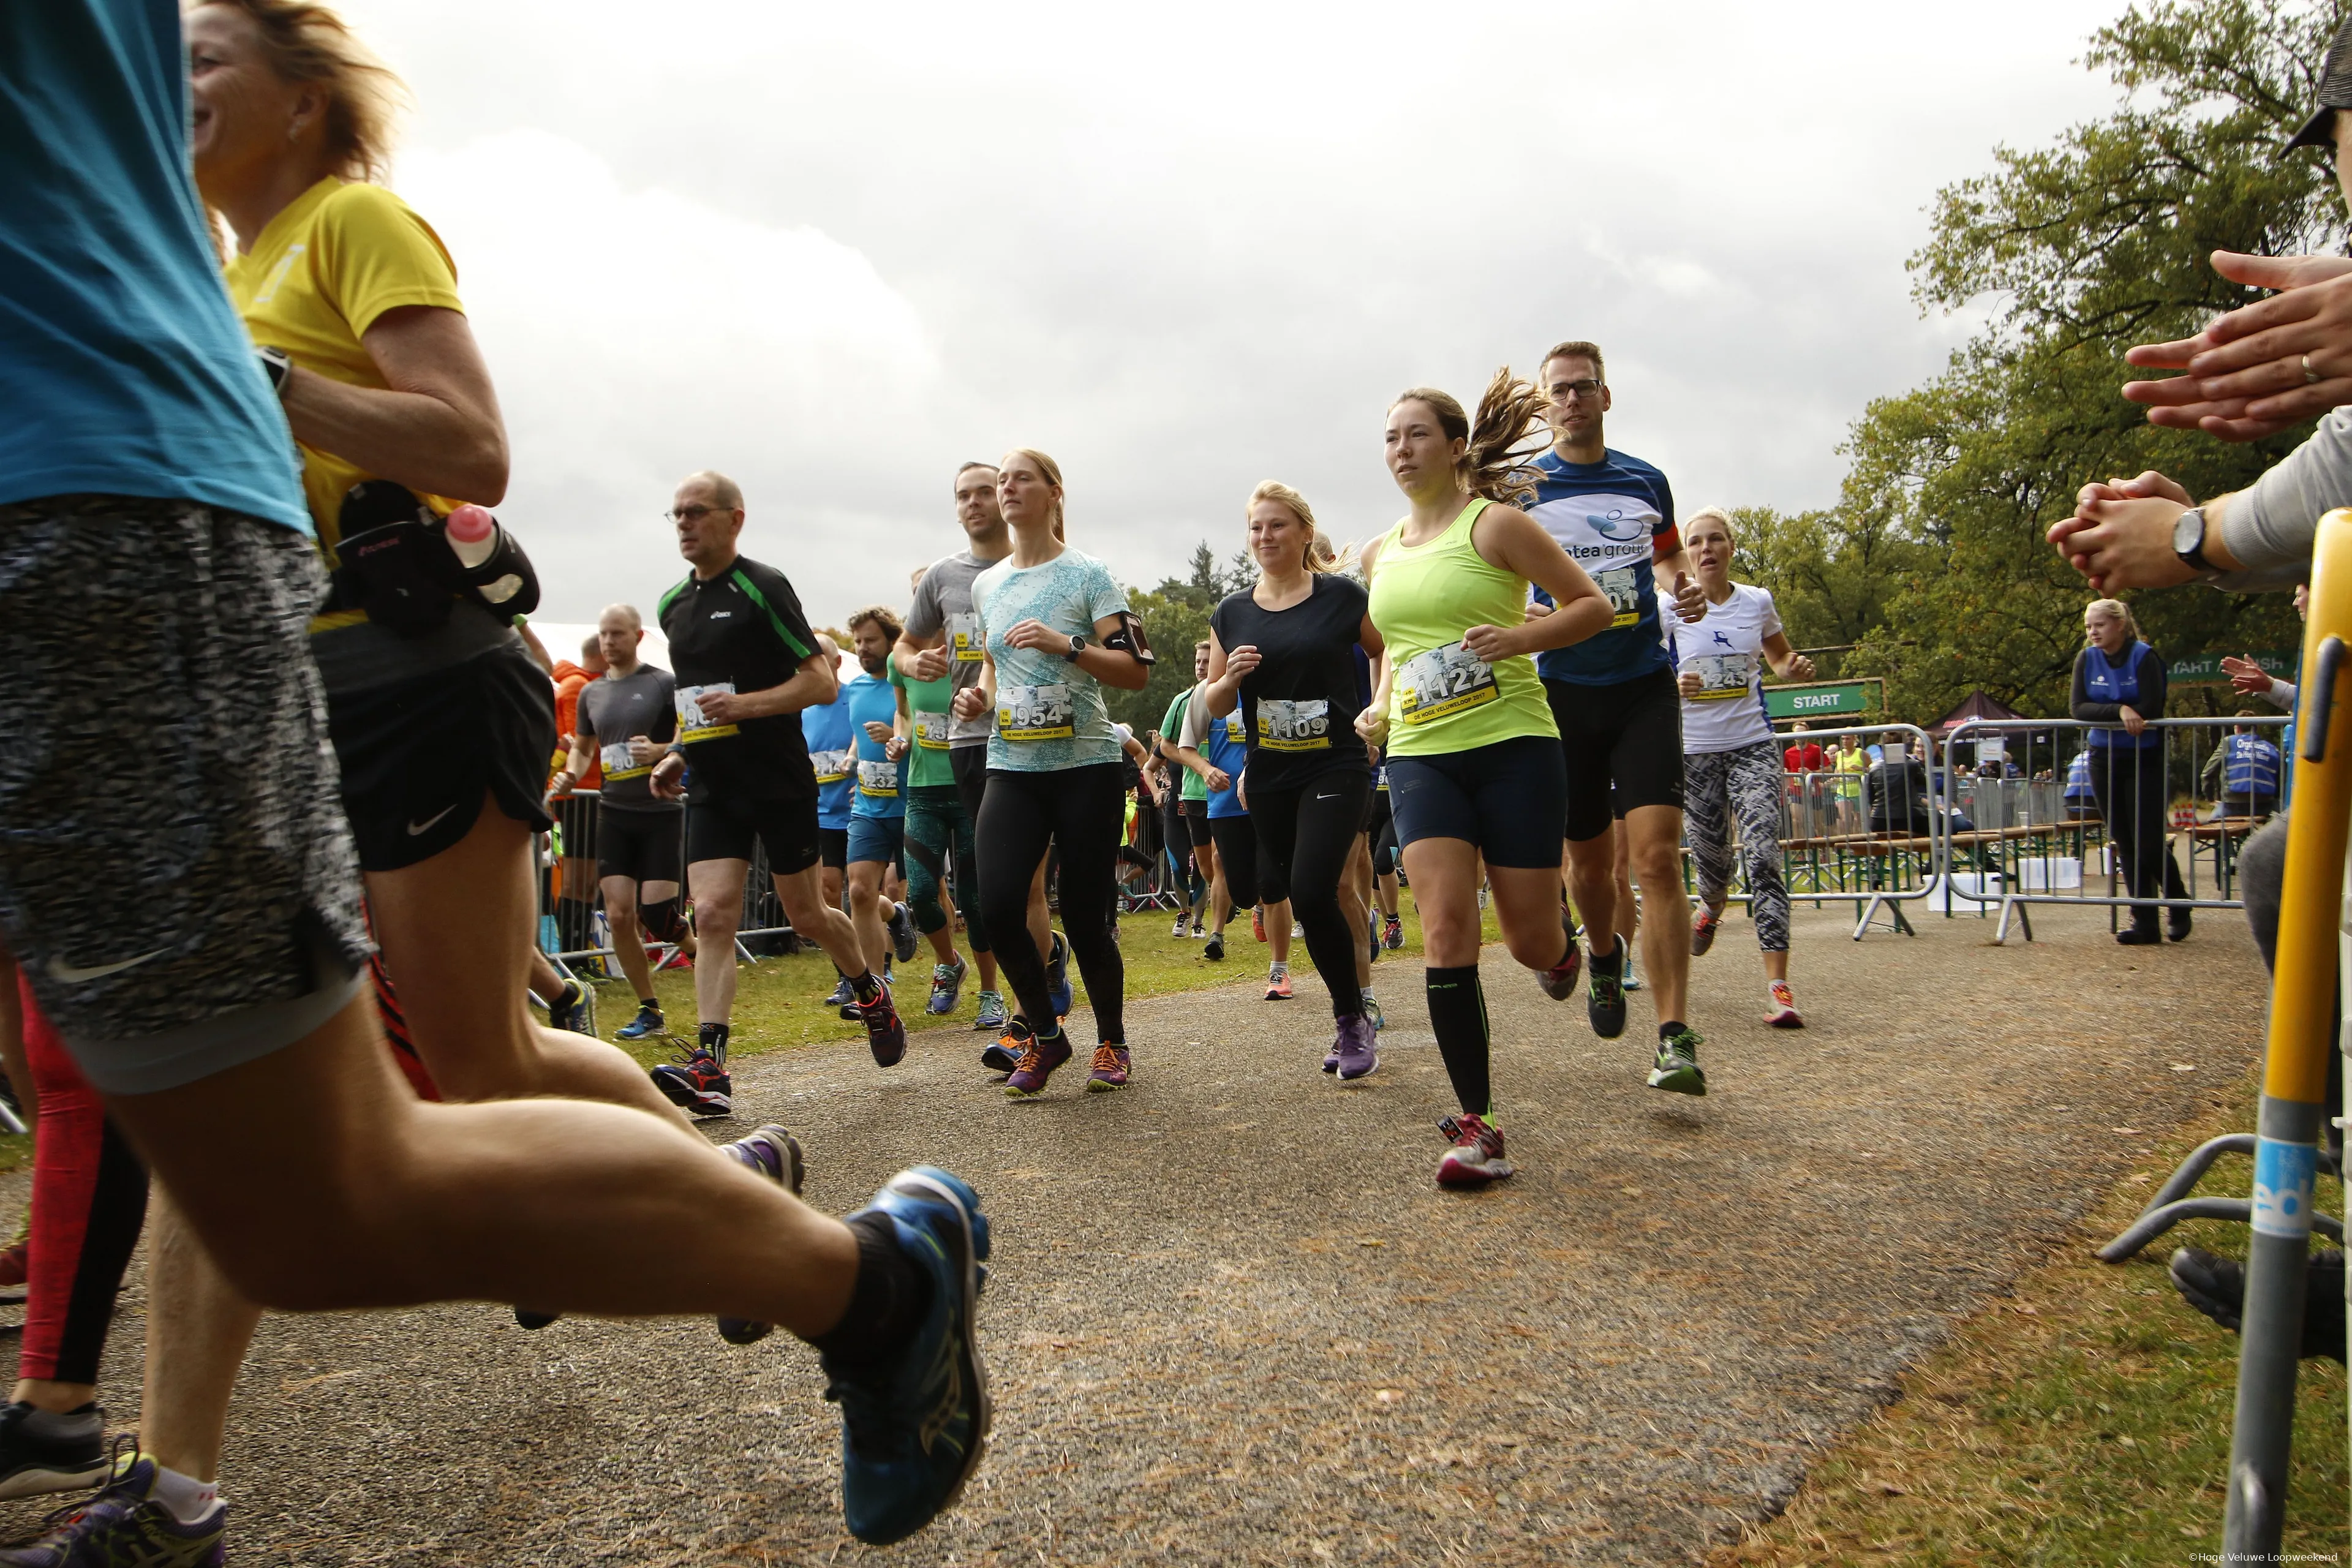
2089, 744, 2187, 928
1250, 772, 1373, 1018
978, 764, 1126, 1042
1208, 814, 1274, 912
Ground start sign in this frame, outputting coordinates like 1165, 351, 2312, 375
1764, 680, 1880, 720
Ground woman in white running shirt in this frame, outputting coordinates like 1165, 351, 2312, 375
1672, 508, 1814, 1027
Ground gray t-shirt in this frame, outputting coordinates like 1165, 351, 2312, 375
907, 548, 1006, 747
576, 662, 680, 813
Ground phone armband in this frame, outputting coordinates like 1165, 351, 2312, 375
1103, 611, 1156, 665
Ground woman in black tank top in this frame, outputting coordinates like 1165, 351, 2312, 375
1202, 483, 1385, 1080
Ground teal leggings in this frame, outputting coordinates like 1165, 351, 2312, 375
903, 785, 987, 952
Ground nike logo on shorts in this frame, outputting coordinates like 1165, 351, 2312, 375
407, 804, 459, 837
48, 950, 165, 984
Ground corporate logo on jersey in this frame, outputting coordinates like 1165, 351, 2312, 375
1711, 630, 1735, 649
1587, 508, 1648, 543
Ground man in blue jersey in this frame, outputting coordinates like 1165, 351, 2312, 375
1526, 341, 1711, 1095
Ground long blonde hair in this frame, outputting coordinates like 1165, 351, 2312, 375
195, 0, 407, 183
1246, 480, 1352, 576
2085, 597, 2142, 646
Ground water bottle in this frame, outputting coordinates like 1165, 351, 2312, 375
445, 503, 524, 605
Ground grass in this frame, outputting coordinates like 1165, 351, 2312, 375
1714, 1065, 2350, 1566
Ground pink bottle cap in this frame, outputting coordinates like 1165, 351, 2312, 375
446, 503, 495, 543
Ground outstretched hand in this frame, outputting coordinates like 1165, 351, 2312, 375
2122, 252, 2352, 440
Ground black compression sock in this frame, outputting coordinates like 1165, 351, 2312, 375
1589, 932, 1621, 969
1425, 964, 1491, 1118
698, 1020, 731, 1063
851, 971, 883, 1004
1659, 1020, 1687, 1041
809, 1210, 935, 1363
638, 997, 659, 1012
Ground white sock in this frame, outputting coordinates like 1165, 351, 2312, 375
1361, 985, 1376, 1003
149, 1464, 220, 1525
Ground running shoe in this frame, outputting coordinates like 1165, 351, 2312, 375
1383, 913, 1403, 951
889, 902, 920, 964
1534, 916, 1582, 1002
1291, 919, 1304, 939
1204, 933, 1225, 962
1004, 1032, 1074, 1098
1765, 981, 1804, 1029
1648, 1028, 1707, 1096
1363, 992, 1385, 1033
1623, 962, 1643, 992
0, 1403, 106, 1501
1333, 1014, 1378, 1082
0, 1444, 225, 1567
826, 974, 856, 1009
1191, 918, 1207, 938
1586, 941, 1627, 1039
2171, 1247, 2348, 1360
717, 1124, 807, 1346
823, 1167, 993, 1545
971, 990, 1009, 1033
657, 946, 695, 973
548, 977, 594, 1036
1691, 907, 1722, 957
1264, 962, 1292, 1001
1045, 932, 1073, 1017
1435, 1114, 1513, 1187
926, 956, 968, 1017
1085, 1044, 1131, 1091
615, 1002, 665, 1042
650, 1047, 733, 1118
1252, 906, 1266, 943
859, 979, 908, 1068
1172, 914, 1191, 939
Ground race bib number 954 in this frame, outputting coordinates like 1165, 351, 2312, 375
674, 684, 740, 742
998, 683, 1074, 741
1396, 645, 1498, 726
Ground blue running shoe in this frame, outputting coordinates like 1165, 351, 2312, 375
1044, 932, 1072, 1018
824, 1167, 993, 1546
970, 990, 1008, 1033
717, 1125, 805, 1346
0, 1442, 226, 1567
615, 1002, 665, 1042
926, 955, 967, 1016
888, 902, 920, 965
548, 978, 595, 1036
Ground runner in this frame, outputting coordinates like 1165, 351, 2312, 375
546, 633, 606, 962
1672, 508, 1814, 1028
1157, 643, 1219, 940
1359, 375, 1614, 1186
1525, 339, 1710, 1093
843, 606, 919, 993
1368, 753, 1404, 949
0, 3, 990, 1554
802, 634, 861, 1012
650, 472, 909, 1084
892, 610, 984, 1016
549, 605, 688, 1042
1201, 483, 1381, 1074
1174, 668, 1292, 979
950, 450, 1153, 1095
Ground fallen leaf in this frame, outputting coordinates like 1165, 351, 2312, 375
2170, 1063, 2197, 1072
2113, 1128, 2142, 1135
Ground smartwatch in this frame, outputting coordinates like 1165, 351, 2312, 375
1063, 634, 1085, 662
256, 346, 293, 398
2173, 507, 2215, 575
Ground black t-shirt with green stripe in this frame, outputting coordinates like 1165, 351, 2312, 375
658, 554, 821, 802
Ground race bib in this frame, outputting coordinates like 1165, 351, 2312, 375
1256, 697, 1330, 752
1395, 644, 1498, 726
1376, 764, 1389, 793
948, 612, 984, 663
914, 710, 951, 750
858, 758, 900, 797
1684, 653, 1756, 701
1224, 711, 1245, 744
599, 740, 649, 782
809, 748, 852, 785
998, 682, 1074, 741
1596, 565, 1642, 628
674, 683, 739, 743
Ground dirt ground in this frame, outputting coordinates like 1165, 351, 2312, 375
0, 895, 2270, 1565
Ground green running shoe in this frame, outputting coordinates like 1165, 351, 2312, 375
1647, 1027, 1706, 1096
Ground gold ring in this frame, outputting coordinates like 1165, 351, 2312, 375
2305, 353, 2324, 385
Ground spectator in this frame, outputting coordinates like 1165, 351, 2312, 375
2070, 597, 2190, 944
2062, 748, 2100, 821
1782, 722, 1826, 775
546, 633, 607, 958
1832, 731, 1868, 834
1863, 738, 1932, 836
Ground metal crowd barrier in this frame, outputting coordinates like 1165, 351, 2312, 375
533, 790, 799, 973
1681, 721, 1940, 940
1934, 715, 2285, 943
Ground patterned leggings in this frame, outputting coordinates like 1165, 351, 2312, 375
1684, 740, 1789, 953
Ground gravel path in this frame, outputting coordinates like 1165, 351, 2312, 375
0, 899, 2266, 1564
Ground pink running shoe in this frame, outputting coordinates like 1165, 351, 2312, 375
1435, 1113, 1514, 1188
1765, 979, 1804, 1028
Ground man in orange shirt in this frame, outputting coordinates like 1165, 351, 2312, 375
549, 635, 606, 959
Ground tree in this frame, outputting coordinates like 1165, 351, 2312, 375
1806, 0, 2331, 721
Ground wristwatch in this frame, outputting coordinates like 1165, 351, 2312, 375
256, 345, 292, 397
2172, 507, 2215, 575
1063, 634, 1085, 662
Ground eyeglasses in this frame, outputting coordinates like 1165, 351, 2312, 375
1552, 379, 1604, 402
664, 504, 729, 524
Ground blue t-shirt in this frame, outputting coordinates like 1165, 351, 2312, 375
974, 546, 1132, 773
2082, 642, 2161, 751
844, 670, 905, 821
0, 2, 307, 531
801, 687, 856, 830
1525, 447, 1676, 685
1204, 705, 1250, 821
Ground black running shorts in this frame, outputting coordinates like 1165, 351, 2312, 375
1387, 734, 1566, 870
819, 825, 850, 872
597, 805, 683, 887
1545, 667, 1686, 842
330, 642, 558, 874
685, 788, 823, 876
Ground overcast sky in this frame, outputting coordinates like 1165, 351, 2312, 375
341, 0, 2132, 628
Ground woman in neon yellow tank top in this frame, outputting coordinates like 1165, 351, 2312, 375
1356, 373, 1614, 1188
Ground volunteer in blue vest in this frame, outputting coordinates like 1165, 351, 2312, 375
2070, 598, 2190, 944
1523, 341, 1711, 1092
2210, 713, 2282, 821
1672, 508, 1814, 1028
843, 606, 920, 1001
802, 635, 860, 1011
